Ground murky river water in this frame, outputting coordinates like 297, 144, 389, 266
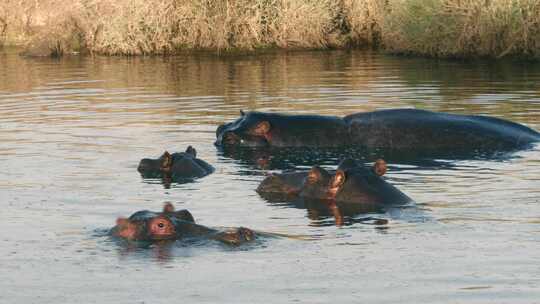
1, 48, 539, 303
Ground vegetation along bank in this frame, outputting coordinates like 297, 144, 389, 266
1, 0, 539, 59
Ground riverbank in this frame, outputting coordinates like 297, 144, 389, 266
1, 0, 539, 59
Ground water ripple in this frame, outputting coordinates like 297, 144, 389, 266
1, 48, 540, 303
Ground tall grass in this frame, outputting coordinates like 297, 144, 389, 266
341, 0, 384, 46
2, 0, 540, 59
0, 0, 381, 55
87, 0, 351, 54
382, 0, 540, 58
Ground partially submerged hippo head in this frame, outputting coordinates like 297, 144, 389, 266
111, 203, 195, 241
257, 158, 410, 205
215, 110, 348, 148
308, 159, 404, 204
215, 111, 270, 147
111, 203, 256, 245
137, 146, 214, 180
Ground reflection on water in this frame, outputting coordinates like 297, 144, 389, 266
218, 145, 529, 172
111, 234, 267, 263
1, 47, 539, 303
262, 196, 392, 227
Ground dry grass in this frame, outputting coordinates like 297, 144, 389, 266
0, 0, 380, 54
0, 0, 88, 54
88, 0, 347, 54
382, 0, 540, 58
2, 0, 540, 59
341, 0, 384, 46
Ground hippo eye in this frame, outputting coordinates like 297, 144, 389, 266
149, 218, 176, 238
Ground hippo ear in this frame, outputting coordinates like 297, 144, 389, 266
240, 110, 245, 116
160, 151, 172, 169
307, 166, 323, 184
163, 202, 175, 213
175, 209, 195, 223
185, 146, 197, 158
373, 159, 387, 176
330, 170, 346, 189
116, 217, 129, 226
251, 121, 271, 136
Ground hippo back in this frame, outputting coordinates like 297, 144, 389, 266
344, 109, 540, 151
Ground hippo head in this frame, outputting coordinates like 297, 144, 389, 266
256, 158, 405, 205
111, 203, 195, 242
215, 111, 271, 147
137, 146, 210, 179
326, 158, 408, 206
300, 159, 389, 203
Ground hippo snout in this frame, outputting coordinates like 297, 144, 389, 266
216, 131, 242, 146
257, 174, 301, 195
137, 159, 154, 173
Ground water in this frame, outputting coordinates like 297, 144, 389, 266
1, 48, 539, 303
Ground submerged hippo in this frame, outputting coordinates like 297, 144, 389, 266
137, 146, 214, 180
216, 110, 348, 147
111, 203, 256, 246
257, 158, 411, 206
216, 109, 540, 154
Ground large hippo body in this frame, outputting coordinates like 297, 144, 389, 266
216, 109, 540, 153
111, 203, 255, 246
345, 109, 540, 151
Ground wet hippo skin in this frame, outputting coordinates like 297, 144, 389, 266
257, 158, 411, 206
137, 146, 214, 180
216, 109, 540, 153
110, 203, 256, 246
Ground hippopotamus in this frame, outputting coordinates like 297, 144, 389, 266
216, 109, 540, 155
257, 158, 411, 206
216, 110, 349, 147
110, 203, 256, 246
137, 146, 214, 180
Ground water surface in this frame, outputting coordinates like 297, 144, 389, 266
1, 48, 539, 303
